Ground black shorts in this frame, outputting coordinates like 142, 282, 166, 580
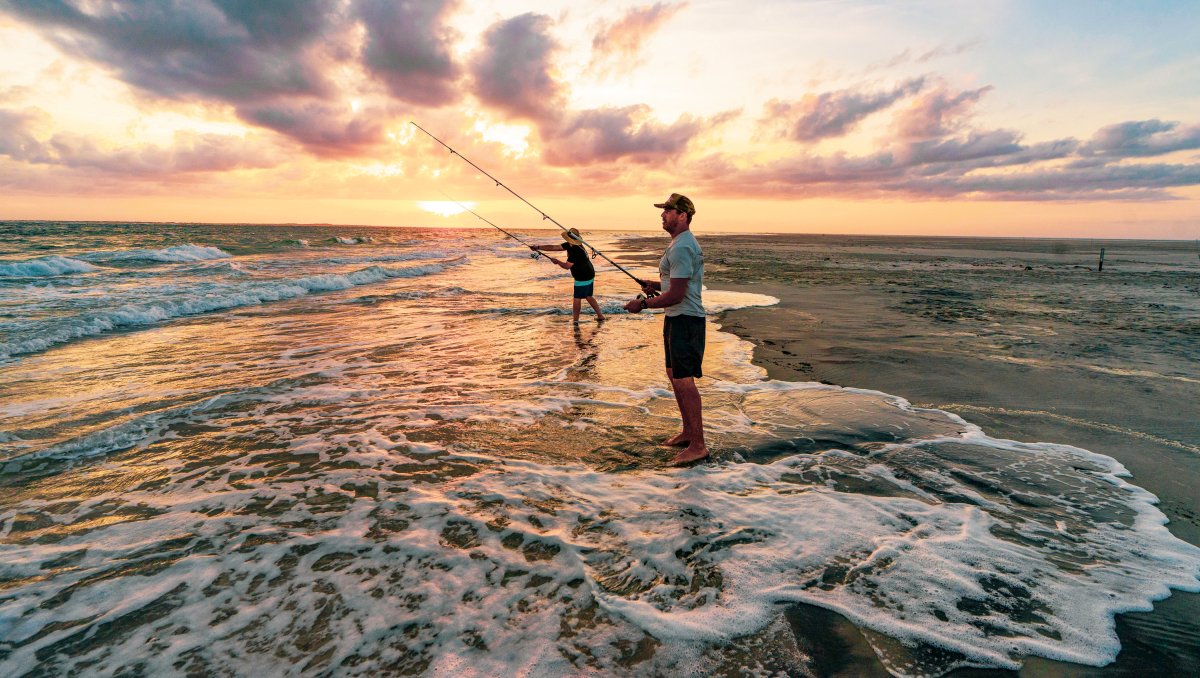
663, 314, 705, 379
573, 280, 594, 299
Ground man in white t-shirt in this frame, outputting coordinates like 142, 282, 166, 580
624, 193, 707, 465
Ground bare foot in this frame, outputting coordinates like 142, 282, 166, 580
596, 315, 606, 322
671, 444, 709, 466
661, 432, 689, 447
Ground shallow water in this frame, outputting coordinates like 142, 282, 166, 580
1, 222, 1198, 676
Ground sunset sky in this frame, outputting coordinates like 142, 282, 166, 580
2, 0, 1198, 238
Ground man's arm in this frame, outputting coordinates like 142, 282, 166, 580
544, 256, 573, 271
625, 278, 686, 313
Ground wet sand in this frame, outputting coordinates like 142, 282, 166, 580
626, 233, 1200, 676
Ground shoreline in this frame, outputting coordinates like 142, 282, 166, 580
713, 282, 1200, 676
683, 232, 1200, 675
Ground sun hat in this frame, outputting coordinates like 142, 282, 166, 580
653, 193, 696, 216
562, 227, 584, 245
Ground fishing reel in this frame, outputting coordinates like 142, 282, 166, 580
635, 279, 659, 298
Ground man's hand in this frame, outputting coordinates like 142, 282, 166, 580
624, 297, 646, 314
636, 278, 658, 296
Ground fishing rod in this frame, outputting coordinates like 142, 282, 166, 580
436, 191, 545, 261
410, 121, 657, 294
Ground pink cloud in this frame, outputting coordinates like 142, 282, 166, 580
589, 2, 687, 76
762, 78, 927, 142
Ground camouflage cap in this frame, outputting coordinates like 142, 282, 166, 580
653, 193, 696, 216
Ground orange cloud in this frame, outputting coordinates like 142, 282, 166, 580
589, 2, 688, 77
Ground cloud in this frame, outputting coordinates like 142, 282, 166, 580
589, 2, 686, 76
763, 78, 927, 142
866, 40, 979, 73
469, 13, 564, 124
540, 105, 710, 166
240, 101, 385, 157
357, 0, 462, 106
464, 10, 718, 167
893, 84, 993, 140
3, 0, 466, 155
0, 108, 52, 162
1080, 119, 1200, 157
915, 40, 980, 64
5, 0, 340, 103
703, 82, 1200, 202
0, 106, 282, 178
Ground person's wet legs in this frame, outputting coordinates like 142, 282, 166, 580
668, 373, 707, 464
572, 298, 582, 322
585, 296, 605, 321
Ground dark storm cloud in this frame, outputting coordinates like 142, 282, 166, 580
357, 0, 462, 106
469, 13, 563, 123
763, 78, 927, 141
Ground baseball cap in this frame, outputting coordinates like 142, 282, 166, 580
653, 193, 696, 216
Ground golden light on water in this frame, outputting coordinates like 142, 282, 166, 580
416, 201, 472, 217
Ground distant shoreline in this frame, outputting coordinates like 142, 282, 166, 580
4, 220, 1200, 243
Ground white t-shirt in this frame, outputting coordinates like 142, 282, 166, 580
658, 229, 705, 317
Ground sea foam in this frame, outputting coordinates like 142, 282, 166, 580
0, 261, 461, 359
80, 244, 232, 263
0, 255, 99, 277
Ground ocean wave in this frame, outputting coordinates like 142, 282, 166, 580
0, 260, 462, 359
80, 244, 232, 264
313, 250, 455, 266
0, 255, 99, 277
331, 236, 375, 245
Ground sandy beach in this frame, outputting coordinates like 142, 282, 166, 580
677, 233, 1200, 675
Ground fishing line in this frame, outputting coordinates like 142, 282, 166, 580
436, 191, 546, 261
411, 121, 657, 295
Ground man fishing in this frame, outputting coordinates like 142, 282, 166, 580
624, 193, 707, 465
530, 228, 605, 323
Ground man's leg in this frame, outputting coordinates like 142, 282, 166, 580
572, 298, 582, 321
585, 296, 605, 321
669, 375, 707, 464
662, 367, 690, 446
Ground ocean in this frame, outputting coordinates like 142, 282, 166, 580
2, 221, 1198, 676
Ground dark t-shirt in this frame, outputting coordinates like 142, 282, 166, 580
561, 243, 595, 281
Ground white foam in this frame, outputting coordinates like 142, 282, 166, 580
81, 244, 232, 263
703, 289, 780, 313
0, 260, 462, 359
0, 255, 99, 277
3, 232, 1198, 677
